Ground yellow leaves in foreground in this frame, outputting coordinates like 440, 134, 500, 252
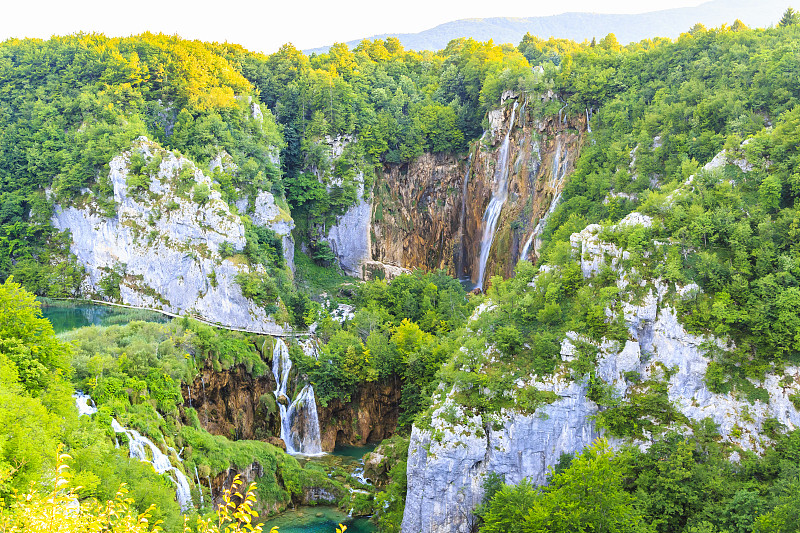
0, 449, 266, 533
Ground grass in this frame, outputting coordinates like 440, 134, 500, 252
293, 247, 357, 303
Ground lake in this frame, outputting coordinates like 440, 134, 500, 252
39, 299, 170, 333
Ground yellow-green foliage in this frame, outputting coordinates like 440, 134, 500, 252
0, 451, 274, 533
0, 450, 161, 533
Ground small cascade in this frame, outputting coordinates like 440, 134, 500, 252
271, 340, 324, 455
187, 385, 192, 407
111, 419, 193, 511
531, 138, 542, 178
351, 460, 370, 485
200, 375, 208, 423
73, 392, 98, 416
477, 101, 518, 290
74, 392, 192, 511
520, 233, 535, 263
528, 191, 564, 258
549, 137, 562, 188
194, 465, 205, 506
586, 108, 593, 133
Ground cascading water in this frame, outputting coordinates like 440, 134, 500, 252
549, 138, 562, 188
110, 420, 193, 511
74, 392, 98, 416
519, 134, 569, 263
476, 101, 518, 290
74, 393, 193, 511
271, 339, 323, 455
194, 465, 205, 506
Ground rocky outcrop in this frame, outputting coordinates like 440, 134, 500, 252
401, 212, 800, 533
373, 93, 587, 289
244, 190, 296, 274
362, 260, 411, 281
317, 379, 403, 451
186, 363, 280, 442
325, 184, 372, 278
51, 137, 289, 332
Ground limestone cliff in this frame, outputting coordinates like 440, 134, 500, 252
401, 209, 800, 533
51, 137, 290, 332
373, 92, 587, 289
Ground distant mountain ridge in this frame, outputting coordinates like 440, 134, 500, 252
305, 0, 789, 54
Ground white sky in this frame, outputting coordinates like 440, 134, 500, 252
2, 0, 706, 54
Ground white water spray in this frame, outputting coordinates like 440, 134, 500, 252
74, 393, 192, 511
111, 419, 193, 511
476, 101, 518, 290
194, 465, 205, 506
271, 339, 323, 455
73, 392, 97, 416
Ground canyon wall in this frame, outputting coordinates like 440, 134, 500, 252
372, 92, 587, 289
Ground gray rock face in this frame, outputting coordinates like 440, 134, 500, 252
51, 137, 287, 334
404, 379, 601, 533
402, 213, 800, 533
247, 191, 296, 274
325, 186, 372, 278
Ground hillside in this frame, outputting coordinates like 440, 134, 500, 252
2, 11, 800, 533
306, 0, 789, 53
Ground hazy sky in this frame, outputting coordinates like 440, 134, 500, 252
3, 0, 707, 54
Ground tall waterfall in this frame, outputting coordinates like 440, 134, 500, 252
477, 101, 518, 290
271, 339, 323, 455
73, 393, 193, 511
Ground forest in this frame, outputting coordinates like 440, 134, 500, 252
2, 8, 800, 533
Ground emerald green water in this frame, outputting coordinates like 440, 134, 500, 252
263, 507, 374, 533
331, 444, 377, 461
39, 300, 169, 333
265, 445, 379, 532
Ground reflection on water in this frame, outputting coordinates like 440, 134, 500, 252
39, 300, 169, 333
263, 506, 374, 533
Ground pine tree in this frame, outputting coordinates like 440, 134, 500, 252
779, 7, 799, 26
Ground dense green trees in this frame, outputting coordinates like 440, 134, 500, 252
293, 270, 471, 426
480, 430, 800, 533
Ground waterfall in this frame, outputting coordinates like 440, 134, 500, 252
200, 375, 207, 423
558, 103, 568, 125
523, 191, 564, 260
520, 233, 535, 263
111, 419, 193, 511
586, 108, 592, 133
73, 392, 97, 416
271, 339, 323, 455
194, 465, 205, 506
74, 392, 193, 511
476, 101, 518, 290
